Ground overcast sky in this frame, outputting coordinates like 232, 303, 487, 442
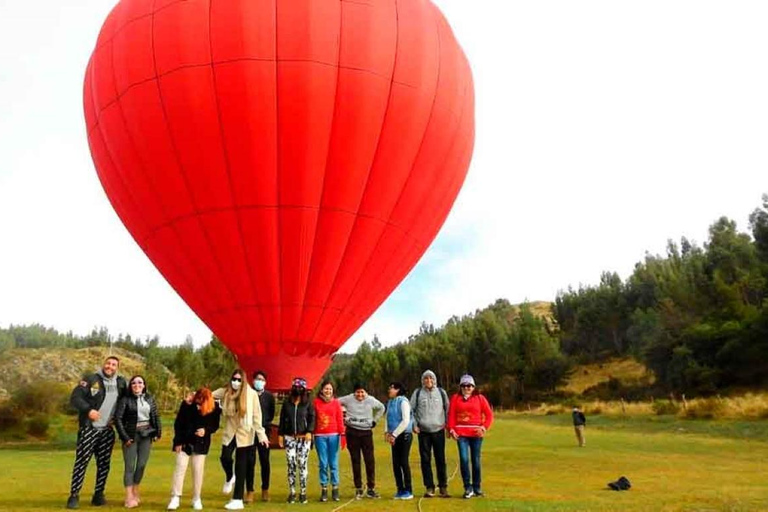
0, 1, 765, 352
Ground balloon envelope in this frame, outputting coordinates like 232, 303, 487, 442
84, 0, 474, 389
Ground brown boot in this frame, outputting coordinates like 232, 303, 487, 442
244, 491, 254, 504
261, 490, 270, 502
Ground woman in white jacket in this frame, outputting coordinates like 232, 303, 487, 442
212, 369, 269, 511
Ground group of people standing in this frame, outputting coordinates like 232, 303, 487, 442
65, 356, 495, 510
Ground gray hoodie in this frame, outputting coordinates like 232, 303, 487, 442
339, 393, 385, 431
409, 370, 449, 433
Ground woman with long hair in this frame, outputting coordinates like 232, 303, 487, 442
213, 369, 269, 511
312, 380, 344, 502
115, 375, 161, 508
278, 377, 315, 504
166, 388, 222, 511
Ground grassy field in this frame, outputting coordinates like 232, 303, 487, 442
1, 413, 767, 511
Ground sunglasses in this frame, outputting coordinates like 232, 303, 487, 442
231, 378, 242, 382
460, 384, 474, 388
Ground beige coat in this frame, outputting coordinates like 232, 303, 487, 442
213, 385, 268, 447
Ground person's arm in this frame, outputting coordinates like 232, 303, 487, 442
265, 392, 276, 425
151, 396, 162, 440
480, 395, 494, 431
277, 400, 288, 436
391, 399, 411, 437
334, 400, 345, 435
114, 397, 130, 443
446, 394, 458, 437
306, 401, 316, 433
208, 404, 222, 434
252, 392, 268, 444
211, 387, 226, 400
409, 390, 420, 424
371, 396, 386, 424
69, 376, 95, 415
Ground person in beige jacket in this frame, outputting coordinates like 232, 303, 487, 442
212, 369, 269, 511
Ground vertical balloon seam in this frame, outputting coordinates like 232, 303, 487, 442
304, 0, 401, 352
295, 0, 345, 359
323, 0, 443, 344
207, 0, 266, 360
148, 0, 251, 347
273, 0, 284, 358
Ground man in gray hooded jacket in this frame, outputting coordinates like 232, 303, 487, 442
409, 370, 450, 498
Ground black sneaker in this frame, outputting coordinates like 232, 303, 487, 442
331, 487, 340, 502
463, 489, 474, 499
355, 489, 364, 500
299, 493, 308, 504
424, 488, 435, 498
366, 488, 380, 499
439, 487, 451, 498
91, 492, 106, 506
287, 492, 296, 503
320, 487, 328, 502
474, 489, 484, 497
66, 495, 79, 509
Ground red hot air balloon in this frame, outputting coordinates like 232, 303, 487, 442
83, 0, 474, 390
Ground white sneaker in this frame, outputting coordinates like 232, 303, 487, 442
224, 499, 244, 510
222, 476, 236, 494
191, 498, 203, 510
166, 495, 180, 510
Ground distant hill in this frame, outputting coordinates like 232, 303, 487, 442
0, 346, 176, 401
559, 358, 654, 396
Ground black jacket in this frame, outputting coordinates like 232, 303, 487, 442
69, 373, 128, 429
278, 398, 315, 437
115, 393, 162, 443
172, 400, 221, 455
572, 410, 586, 426
258, 390, 276, 429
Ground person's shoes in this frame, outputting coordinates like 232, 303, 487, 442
320, 487, 328, 502
331, 487, 340, 502
166, 495, 180, 510
191, 498, 203, 510
244, 491, 254, 503
424, 488, 435, 498
463, 489, 475, 499
261, 490, 270, 502
66, 495, 79, 509
366, 488, 380, 499
439, 487, 451, 498
287, 492, 296, 503
91, 492, 107, 506
222, 476, 236, 494
354, 489, 364, 500
224, 499, 244, 510
473, 488, 484, 497
393, 492, 403, 500
400, 491, 414, 500
299, 493, 308, 504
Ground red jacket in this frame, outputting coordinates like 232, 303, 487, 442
313, 396, 344, 436
447, 392, 493, 438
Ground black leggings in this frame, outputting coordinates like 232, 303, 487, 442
220, 439, 250, 500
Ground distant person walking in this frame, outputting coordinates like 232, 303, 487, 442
447, 374, 494, 499
278, 377, 315, 504
213, 369, 270, 511
247, 370, 275, 503
66, 355, 128, 509
115, 375, 162, 508
167, 388, 221, 511
572, 406, 586, 447
410, 369, 450, 498
313, 380, 344, 502
385, 382, 414, 500
339, 383, 386, 499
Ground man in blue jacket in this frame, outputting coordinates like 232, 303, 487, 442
66, 356, 127, 509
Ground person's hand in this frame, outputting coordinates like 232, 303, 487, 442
449, 429, 459, 440
124, 439, 134, 447
174, 445, 182, 453
87, 410, 101, 421
195, 428, 205, 437
278, 436, 284, 449
477, 426, 486, 438
260, 439, 270, 448
304, 432, 312, 443
153, 436, 161, 442
413, 425, 420, 434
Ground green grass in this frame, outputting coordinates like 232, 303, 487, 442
1, 414, 767, 511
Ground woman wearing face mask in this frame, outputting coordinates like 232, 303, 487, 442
278, 377, 315, 504
385, 382, 414, 500
213, 369, 270, 511
167, 388, 221, 511
312, 380, 344, 502
115, 375, 162, 508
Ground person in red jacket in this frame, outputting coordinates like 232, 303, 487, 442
447, 374, 493, 499
313, 380, 345, 502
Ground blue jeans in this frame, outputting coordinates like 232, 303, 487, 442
457, 437, 483, 492
315, 434, 340, 487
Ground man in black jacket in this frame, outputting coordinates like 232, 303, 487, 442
66, 356, 128, 509
572, 406, 586, 447
247, 370, 276, 502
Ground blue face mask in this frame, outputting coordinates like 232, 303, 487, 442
253, 380, 265, 392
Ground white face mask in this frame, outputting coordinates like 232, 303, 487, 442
230, 380, 242, 391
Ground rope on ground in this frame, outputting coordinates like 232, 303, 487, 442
416, 458, 460, 512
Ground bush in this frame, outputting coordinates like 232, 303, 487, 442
652, 400, 680, 416
0, 405, 20, 430
683, 397, 726, 419
11, 381, 70, 416
26, 415, 49, 438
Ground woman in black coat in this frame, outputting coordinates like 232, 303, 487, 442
115, 375, 161, 508
167, 387, 222, 511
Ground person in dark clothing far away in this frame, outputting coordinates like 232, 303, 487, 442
247, 370, 275, 503
572, 406, 586, 447
410, 369, 450, 498
67, 355, 128, 510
